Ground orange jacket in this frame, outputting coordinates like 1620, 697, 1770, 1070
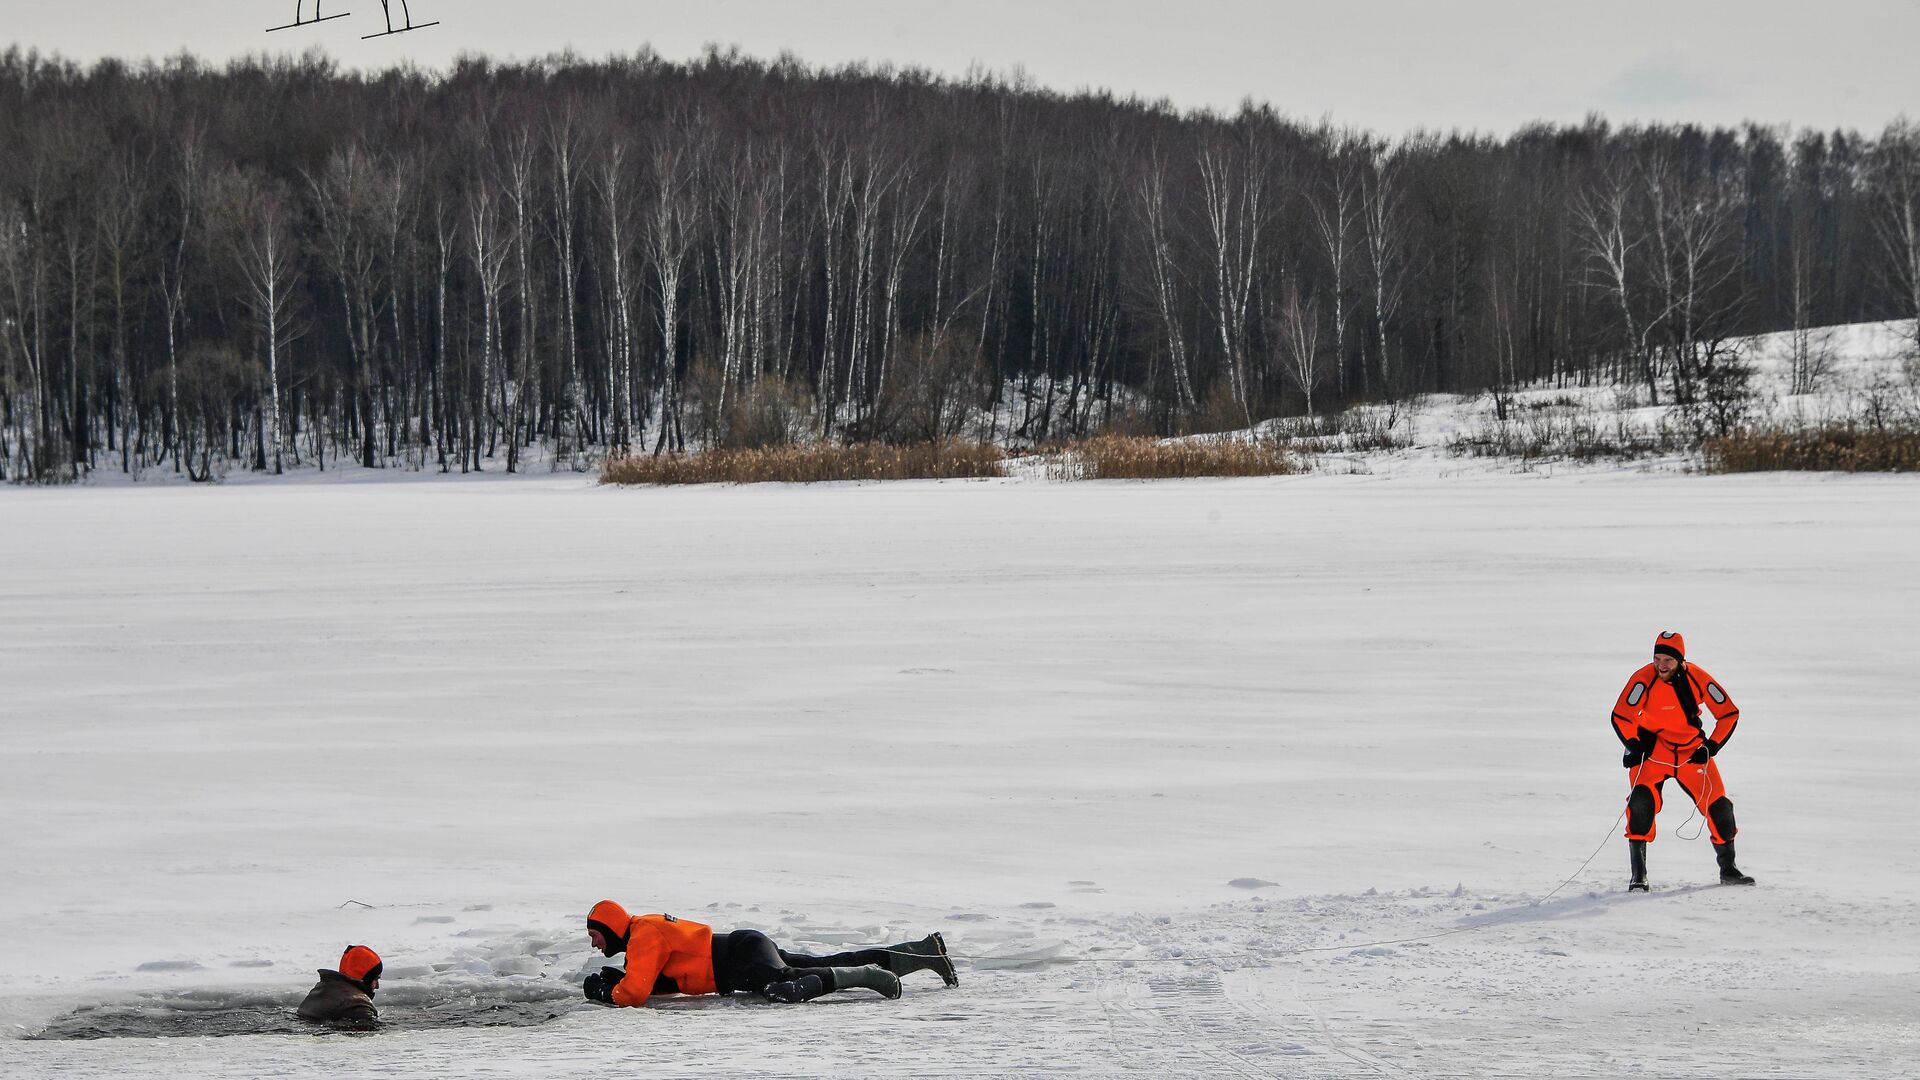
1610, 661, 1739, 761
591, 901, 717, 1007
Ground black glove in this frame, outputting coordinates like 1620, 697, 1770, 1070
583, 967, 623, 1004
1688, 738, 1720, 764
1622, 730, 1656, 768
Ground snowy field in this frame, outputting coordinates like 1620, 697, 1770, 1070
3, 466, 1919, 1076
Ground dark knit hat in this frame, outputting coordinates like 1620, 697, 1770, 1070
339, 944, 384, 988
1654, 630, 1686, 661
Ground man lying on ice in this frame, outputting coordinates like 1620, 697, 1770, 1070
582, 899, 957, 1005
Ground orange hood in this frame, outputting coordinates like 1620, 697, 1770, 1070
588, 899, 631, 948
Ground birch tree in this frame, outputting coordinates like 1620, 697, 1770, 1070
1133, 143, 1198, 413
218, 169, 303, 473
1308, 131, 1363, 398
1195, 121, 1271, 424
545, 99, 588, 454
308, 145, 385, 467
1874, 119, 1920, 351
644, 126, 698, 455
1273, 278, 1324, 414
1576, 154, 1660, 401
465, 180, 511, 467
591, 136, 642, 451
1360, 142, 1412, 396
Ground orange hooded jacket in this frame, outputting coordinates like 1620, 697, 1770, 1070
588, 900, 717, 1007
1610, 661, 1739, 762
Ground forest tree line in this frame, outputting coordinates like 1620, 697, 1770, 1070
2, 46, 1918, 481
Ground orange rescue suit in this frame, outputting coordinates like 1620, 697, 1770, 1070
594, 902, 717, 1007
1610, 661, 1739, 762
1610, 661, 1741, 843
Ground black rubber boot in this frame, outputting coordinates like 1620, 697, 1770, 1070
1715, 841, 1755, 885
829, 966, 902, 999
1628, 840, 1649, 892
884, 933, 959, 987
762, 973, 828, 1003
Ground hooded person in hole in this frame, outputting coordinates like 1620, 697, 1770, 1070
297, 944, 383, 1025
582, 899, 958, 1006
1611, 630, 1756, 891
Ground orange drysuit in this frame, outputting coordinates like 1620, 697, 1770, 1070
1610, 661, 1741, 843
588, 900, 717, 1007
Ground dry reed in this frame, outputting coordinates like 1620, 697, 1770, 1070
600, 440, 1007, 485
1704, 426, 1920, 472
1046, 435, 1302, 480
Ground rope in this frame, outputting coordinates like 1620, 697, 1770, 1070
943, 772, 1657, 969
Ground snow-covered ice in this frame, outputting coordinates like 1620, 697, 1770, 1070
3, 427, 1919, 1073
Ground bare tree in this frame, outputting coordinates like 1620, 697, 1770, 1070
1784, 132, 1835, 394
426, 186, 460, 469
1874, 119, 1920, 351
1133, 142, 1198, 414
1576, 153, 1660, 401
95, 149, 152, 473
156, 129, 205, 475
544, 97, 589, 456
591, 135, 643, 452
1308, 129, 1363, 399
495, 123, 539, 472
308, 144, 386, 467
873, 152, 931, 419
1273, 278, 1324, 414
1360, 141, 1412, 397
216, 168, 303, 473
643, 122, 699, 454
706, 139, 772, 420
1643, 148, 1744, 406
465, 179, 511, 467
1196, 119, 1272, 424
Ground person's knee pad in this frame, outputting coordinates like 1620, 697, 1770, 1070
1708, 797, 1737, 841
1628, 787, 1656, 835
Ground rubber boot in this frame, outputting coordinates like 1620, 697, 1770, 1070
884, 933, 959, 987
762, 973, 828, 1003
1715, 841, 1755, 885
1628, 840, 1649, 892
829, 966, 902, 1000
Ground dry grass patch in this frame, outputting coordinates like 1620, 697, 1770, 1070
1704, 426, 1920, 472
1047, 435, 1302, 480
600, 440, 1006, 485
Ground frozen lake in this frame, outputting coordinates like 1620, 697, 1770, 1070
2, 472, 1917, 1076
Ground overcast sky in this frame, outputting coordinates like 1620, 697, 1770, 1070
10, 1, 1916, 136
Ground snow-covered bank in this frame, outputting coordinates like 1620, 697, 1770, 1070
2, 475, 1917, 1076
45, 319, 1918, 489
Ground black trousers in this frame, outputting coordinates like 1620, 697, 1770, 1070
710, 929, 893, 996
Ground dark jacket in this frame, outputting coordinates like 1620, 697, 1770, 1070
297, 968, 378, 1023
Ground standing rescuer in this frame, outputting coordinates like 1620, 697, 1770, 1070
297, 944, 383, 1024
1610, 631, 1756, 891
582, 899, 957, 1006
